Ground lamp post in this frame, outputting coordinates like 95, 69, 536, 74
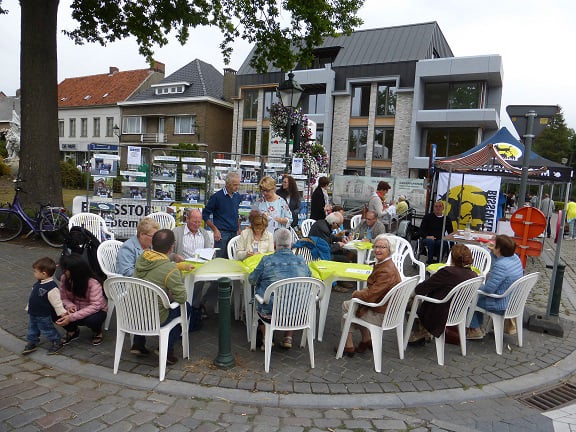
113, 124, 120, 139
277, 72, 303, 173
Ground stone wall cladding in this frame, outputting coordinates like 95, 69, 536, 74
391, 91, 413, 178
330, 95, 351, 175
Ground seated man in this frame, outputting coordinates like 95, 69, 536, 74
351, 211, 386, 243
248, 228, 312, 350
173, 209, 212, 259
133, 229, 191, 366
308, 212, 352, 262
420, 201, 453, 265
173, 209, 214, 310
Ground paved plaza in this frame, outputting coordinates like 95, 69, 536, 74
1, 233, 575, 431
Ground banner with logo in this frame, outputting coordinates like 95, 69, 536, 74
437, 173, 501, 232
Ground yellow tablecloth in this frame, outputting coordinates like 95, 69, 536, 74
309, 260, 372, 282
343, 240, 373, 251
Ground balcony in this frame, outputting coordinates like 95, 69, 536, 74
140, 133, 167, 144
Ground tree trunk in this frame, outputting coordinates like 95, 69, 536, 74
19, 0, 62, 209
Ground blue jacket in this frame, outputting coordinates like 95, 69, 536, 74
481, 253, 524, 312
248, 248, 312, 316
293, 237, 331, 261
116, 236, 143, 276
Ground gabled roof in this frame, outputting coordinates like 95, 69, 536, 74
435, 127, 573, 183
58, 67, 160, 108
237, 21, 453, 75
127, 59, 225, 102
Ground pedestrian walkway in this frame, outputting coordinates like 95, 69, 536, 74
0, 236, 575, 431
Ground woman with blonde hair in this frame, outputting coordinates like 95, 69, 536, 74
236, 210, 275, 260
253, 176, 292, 233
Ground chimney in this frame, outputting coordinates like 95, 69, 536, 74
223, 68, 237, 102
109, 67, 119, 75
150, 60, 165, 74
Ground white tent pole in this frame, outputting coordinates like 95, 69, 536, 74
439, 169, 452, 260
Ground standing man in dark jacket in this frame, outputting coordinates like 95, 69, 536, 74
420, 201, 453, 265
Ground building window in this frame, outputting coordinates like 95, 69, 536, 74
423, 81, 485, 110
93, 118, 100, 137
106, 117, 114, 137
351, 84, 370, 117
373, 128, 394, 160
422, 128, 479, 158
154, 85, 185, 95
302, 92, 326, 115
80, 118, 88, 137
174, 116, 195, 134
69, 119, 76, 137
122, 116, 142, 134
263, 90, 277, 118
348, 127, 368, 159
242, 129, 257, 154
376, 83, 397, 116
58, 120, 64, 137
243, 90, 259, 120
315, 128, 324, 146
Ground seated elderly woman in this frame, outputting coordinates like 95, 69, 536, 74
236, 210, 275, 260
248, 228, 312, 350
340, 234, 402, 356
408, 243, 477, 343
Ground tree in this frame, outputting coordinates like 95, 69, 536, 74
533, 109, 575, 167
0, 0, 364, 209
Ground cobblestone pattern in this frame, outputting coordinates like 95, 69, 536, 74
0, 237, 574, 397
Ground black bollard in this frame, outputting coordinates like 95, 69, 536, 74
213, 277, 235, 369
548, 263, 566, 317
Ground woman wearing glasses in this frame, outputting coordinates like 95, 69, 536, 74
339, 234, 401, 356
254, 176, 292, 233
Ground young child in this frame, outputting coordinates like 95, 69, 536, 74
23, 257, 67, 355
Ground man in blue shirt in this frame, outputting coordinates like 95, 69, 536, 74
202, 171, 241, 258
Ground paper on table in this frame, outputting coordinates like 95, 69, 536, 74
196, 248, 217, 261
345, 268, 371, 275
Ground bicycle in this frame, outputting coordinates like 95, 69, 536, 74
0, 178, 69, 248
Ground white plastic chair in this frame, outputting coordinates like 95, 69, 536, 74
387, 235, 426, 283
103, 277, 189, 381
350, 214, 362, 230
335, 276, 419, 372
469, 272, 539, 355
446, 244, 492, 277
69, 213, 115, 241
227, 235, 241, 260
96, 239, 123, 330
404, 276, 485, 366
293, 247, 316, 264
250, 277, 324, 373
289, 226, 300, 244
147, 211, 176, 230
301, 219, 315, 237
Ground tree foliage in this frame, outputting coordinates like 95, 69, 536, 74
0, 0, 364, 209
533, 110, 576, 169
64, 0, 364, 73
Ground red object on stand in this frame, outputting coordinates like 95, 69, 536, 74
509, 206, 545, 268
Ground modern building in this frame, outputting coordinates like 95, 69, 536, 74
57, 62, 165, 163
118, 59, 235, 155
231, 21, 503, 178
0, 91, 20, 134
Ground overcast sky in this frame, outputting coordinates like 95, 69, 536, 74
1, 0, 574, 134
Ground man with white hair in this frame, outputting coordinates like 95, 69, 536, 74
309, 212, 352, 262
249, 228, 312, 350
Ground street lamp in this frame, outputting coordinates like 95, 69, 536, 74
277, 72, 303, 173
113, 124, 120, 139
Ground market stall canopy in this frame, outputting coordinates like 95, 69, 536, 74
434, 127, 573, 183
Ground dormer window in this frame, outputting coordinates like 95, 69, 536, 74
152, 81, 190, 95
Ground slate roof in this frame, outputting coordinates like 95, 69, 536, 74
0, 95, 20, 123
58, 68, 157, 108
126, 59, 225, 102
237, 21, 453, 75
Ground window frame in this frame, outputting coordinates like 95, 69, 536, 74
243, 90, 259, 120
122, 116, 142, 134
174, 115, 196, 135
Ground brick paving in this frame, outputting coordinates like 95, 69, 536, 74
0, 234, 575, 430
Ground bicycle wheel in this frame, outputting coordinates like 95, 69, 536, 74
40, 211, 68, 248
0, 211, 23, 241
